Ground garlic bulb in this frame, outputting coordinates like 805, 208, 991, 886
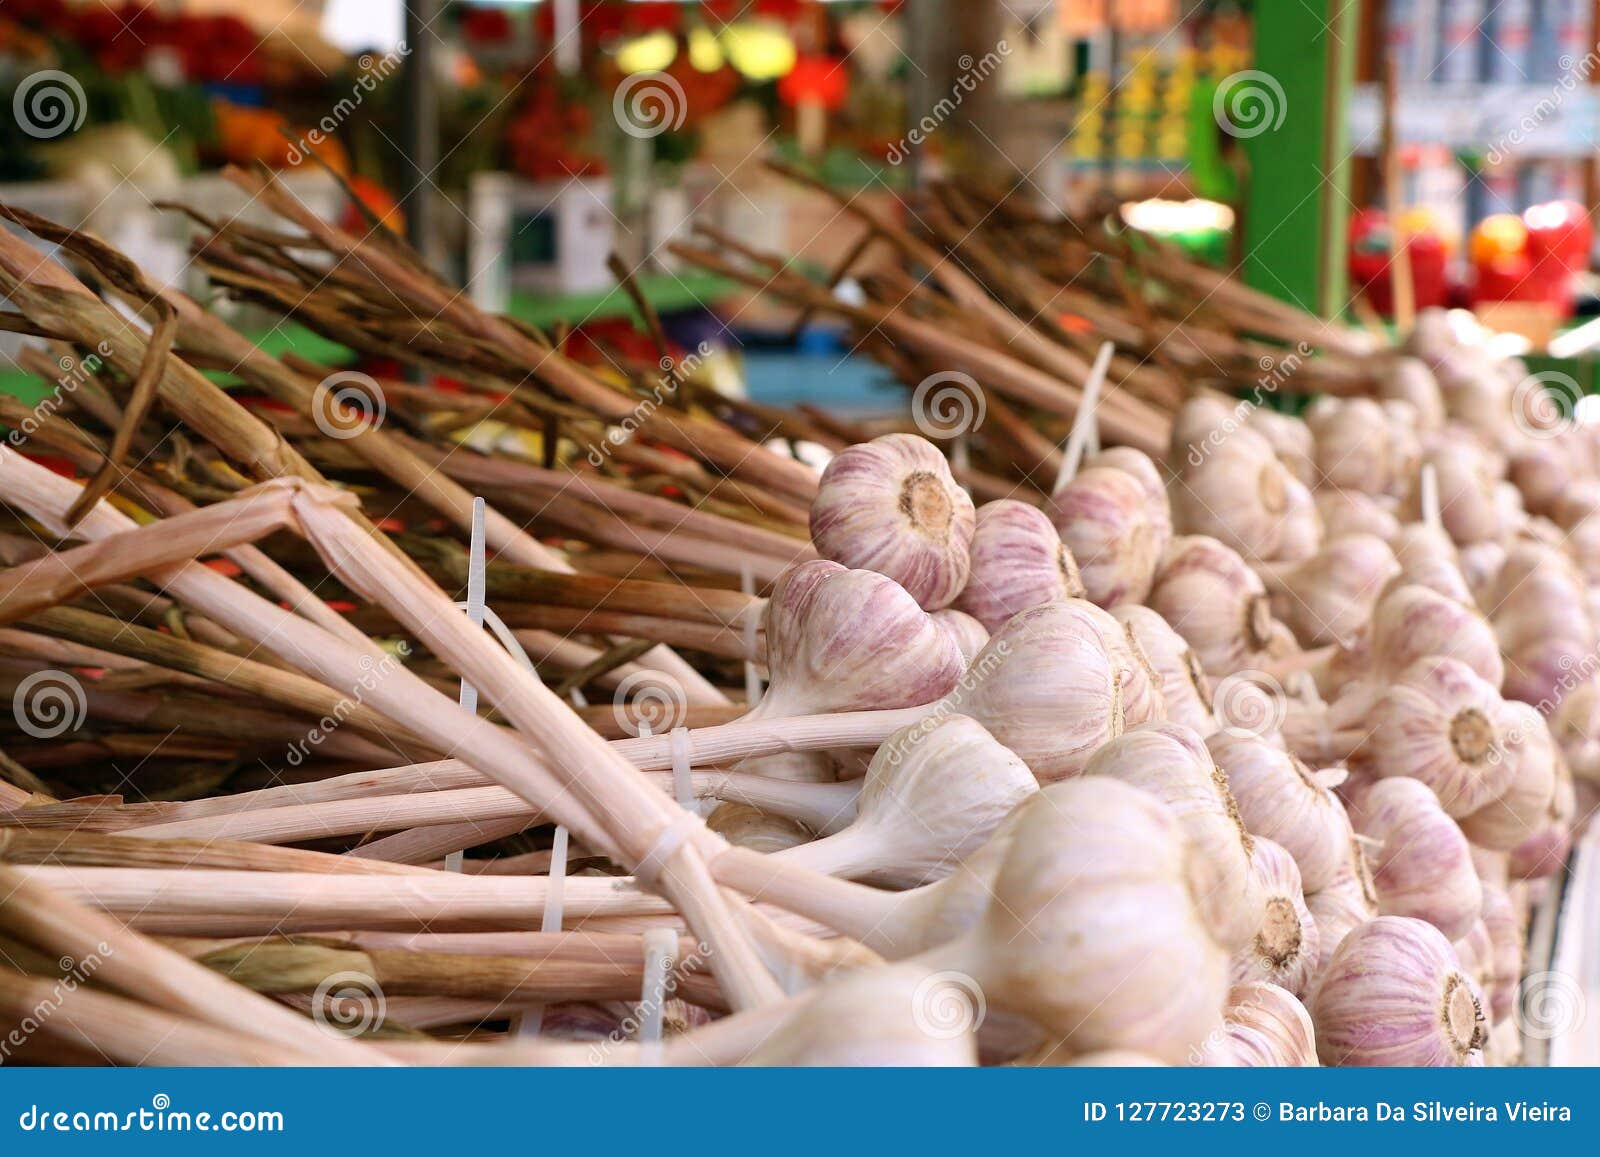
1087, 446, 1173, 545
1083, 723, 1261, 950
937, 776, 1229, 1061
706, 802, 814, 853
1550, 677, 1600, 783
775, 715, 1037, 888
1388, 523, 1474, 606
1503, 636, 1595, 708
931, 609, 990, 668
810, 433, 976, 609
1457, 540, 1506, 607
1361, 657, 1516, 817
1377, 356, 1445, 433
1510, 438, 1577, 518
1246, 407, 1316, 485
1305, 850, 1378, 976
1149, 536, 1293, 677
1310, 916, 1486, 1066
1383, 400, 1424, 496
1082, 602, 1166, 728
1452, 919, 1494, 990
1231, 839, 1318, 997
1457, 702, 1557, 851
742, 962, 978, 1066
955, 500, 1083, 631
1210, 982, 1319, 1067
1048, 465, 1164, 608
1491, 543, 1594, 656
938, 600, 1124, 782
1269, 475, 1323, 564
1261, 534, 1398, 648
1307, 397, 1393, 494
1368, 583, 1502, 687
752, 560, 964, 718
1171, 423, 1293, 560
1357, 777, 1482, 940
1315, 488, 1401, 544
1479, 886, 1522, 1024
1208, 732, 1349, 893
1405, 444, 1501, 546
1115, 605, 1217, 735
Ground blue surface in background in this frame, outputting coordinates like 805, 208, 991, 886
741, 349, 898, 412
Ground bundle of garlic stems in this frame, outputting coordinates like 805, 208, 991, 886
0, 171, 1588, 1067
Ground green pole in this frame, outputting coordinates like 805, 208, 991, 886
1237, 0, 1362, 319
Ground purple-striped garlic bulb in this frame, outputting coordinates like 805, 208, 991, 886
1310, 916, 1486, 1066
1048, 465, 1164, 608
1305, 846, 1378, 976
1307, 397, 1394, 495
1479, 886, 1522, 1024
938, 600, 1125, 782
1404, 443, 1501, 546
1231, 839, 1318, 998
1260, 533, 1398, 648
809, 433, 976, 609
1148, 536, 1295, 677
1452, 919, 1494, 991
1378, 356, 1445, 432
752, 560, 964, 718
1457, 701, 1557, 852
1457, 540, 1506, 607
1087, 446, 1173, 546
1361, 657, 1517, 817
1509, 436, 1577, 518
1357, 777, 1482, 940
1315, 488, 1401, 544
931, 609, 990, 668
1201, 983, 1319, 1067
1245, 407, 1316, 486
1387, 523, 1474, 607
1368, 583, 1502, 687
1270, 475, 1323, 564
955, 499, 1084, 631
1208, 732, 1349, 894
1083, 722, 1261, 950
1550, 676, 1600, 783
1491, 542, 1594, 657
1115, 605, 1216, 735
1082, 602, 1166, 728
1170, 423, 1294, 561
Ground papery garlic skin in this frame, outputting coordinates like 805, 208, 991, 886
810, 433, 976, 610
1087, 446, 1174, 547
1267, 533, 1398, 648
1246, 408, 1316, 486
1231, 838, 1318, 998
1171, 423, 1293, 561
1310, 916, 1486, 1066
1316, 488, 1402, 544
1115, 604, 1217, 735
1362, 657, 1516, 818
706, 802, 814, 853
1270, 475, 1323, 564
1084, 723, 1261, 951
931, 609, 990, 669
1308, 397, 1394, 495
1049, 465, 1163, 608
1199, 982, 1318, 1067
1083, 602, 1166, 728
753, 560, 964, 718
1207, 732, 1348, 893
1388, 523, 1475, 607
955, 499, 1084, 631
1457, 701, 1557, 851
1370, 583, 1501, 686
1149, 536, 1291, 678
1379, 357, 1446, 433
942, 776, 1229, 1062
939, 600, 1125, 782
742, 962, 978, 1066
1357, 777, 1482, 941
1479, 886, 1523, 1024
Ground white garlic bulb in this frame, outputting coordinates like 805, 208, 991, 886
1307, 397, 1394, 494
1269, 474, 1323, 563
1315, 488, 1402, 544
1357, 777, 1482, 941
1171, 424, 1294, 560
955, 499, 1083, 632
753, 560, 965, 718
1377, 356, 1445, 433
1083, 723, 1262, 950
1208, 732, 1350, 893
810, 433, 976, 609
1310, 916, 1486, 1066
931, 609, 990, 668
1262, 533, 1398, 648
1405, 444, 1501, 546
1082, 602, 1166, 728
1387, 523, 1474, 607
1231, 838, 1318, 998
1245, 407, 1316, 486
1361, 657, 1516, 818
1115, 604, 1217, 735
1048, 465, 1164, 608
938, 600, 1124, 782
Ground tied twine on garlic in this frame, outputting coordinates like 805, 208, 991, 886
1310, 916, 1486, 1067
955, 499, 1084, 632
809, 432, 976, 610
